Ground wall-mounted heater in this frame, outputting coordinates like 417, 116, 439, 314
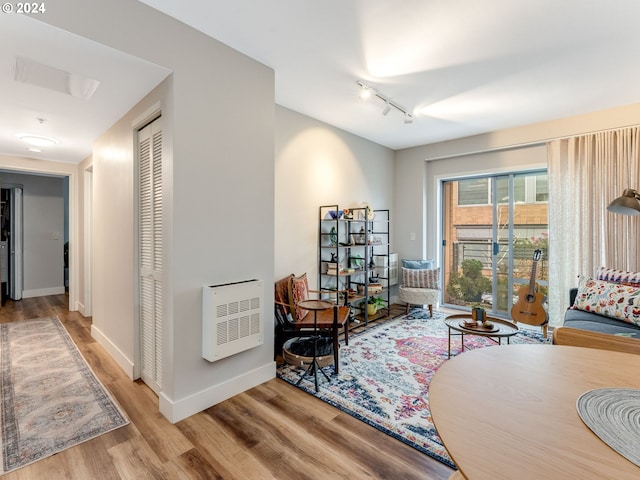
202, 279, 263, 362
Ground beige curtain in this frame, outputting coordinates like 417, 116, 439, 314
547, 127, 640, 326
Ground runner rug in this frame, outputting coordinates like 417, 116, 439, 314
0, 316, 129, 474
277, 309, 546, 468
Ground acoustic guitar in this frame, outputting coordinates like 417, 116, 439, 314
511, 249, 548, 336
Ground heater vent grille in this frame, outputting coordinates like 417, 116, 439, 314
202, 280, 263, 362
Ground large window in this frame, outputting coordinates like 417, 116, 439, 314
458, 174, 548, 206
443, 171, 548, 316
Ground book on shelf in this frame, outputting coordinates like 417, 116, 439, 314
326, 263, 343, 275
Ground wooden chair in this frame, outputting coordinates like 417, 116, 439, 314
552, 326, 640, 355
274, 274, 350, 373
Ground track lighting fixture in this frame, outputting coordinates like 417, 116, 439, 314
356, 80, 413, 124
359, 84, 372, 100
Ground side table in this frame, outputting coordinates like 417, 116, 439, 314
444, 314, 518, 358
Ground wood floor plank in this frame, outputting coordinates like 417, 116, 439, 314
162, 448, 227, 480
179, 412, 278, 480
0, 295, 453, 479
108, 378, 194, 463
107, 436, 167, 480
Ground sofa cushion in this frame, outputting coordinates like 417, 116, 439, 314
563, 309, 640, 337
402, 267, 440, 289
573, 276, 640, 326
596, 267, 640, 287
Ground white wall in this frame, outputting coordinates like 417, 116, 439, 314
395, 102, 640, 263
88, 80, 171, 384
41, 0, 275, 422
75, 156, 91, 316
275, 106, 395, 288
395, 145, 547, 264
0, 171, 65, 297
394, 102, 640, 323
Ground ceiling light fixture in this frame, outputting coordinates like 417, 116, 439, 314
356, 80, 413, 124
17, 134, 59, 147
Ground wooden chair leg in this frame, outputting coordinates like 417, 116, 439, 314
542, 323, 548, 339
428, 304, 433, 317
406, 303, 410, 315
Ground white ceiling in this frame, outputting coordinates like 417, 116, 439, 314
140, 0, 640, 149
3, 1, 640, 165
0, 14, 170, 164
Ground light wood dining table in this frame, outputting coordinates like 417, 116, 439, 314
429, 344, 640, 479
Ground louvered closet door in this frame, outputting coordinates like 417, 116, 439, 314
138, 116, 163, 393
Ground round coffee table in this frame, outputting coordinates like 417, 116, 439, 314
444, 313, 519, 358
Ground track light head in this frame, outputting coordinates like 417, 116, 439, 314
359, 84, 372, 100
356, 80, 414, 124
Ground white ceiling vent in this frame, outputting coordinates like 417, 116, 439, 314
14, 56, 101, 100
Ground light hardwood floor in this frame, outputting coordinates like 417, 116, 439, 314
0, 295, 454, 480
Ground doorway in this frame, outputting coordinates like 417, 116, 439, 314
441, 171, 549, 317
1, 186, 23, 301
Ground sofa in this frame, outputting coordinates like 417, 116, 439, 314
563, 267, 640, 338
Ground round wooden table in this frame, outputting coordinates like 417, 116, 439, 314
444, 314, 519, 358
430, 344, 640, 479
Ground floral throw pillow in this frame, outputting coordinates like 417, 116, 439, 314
573, 276, 640, 326
402, 267, 440, 290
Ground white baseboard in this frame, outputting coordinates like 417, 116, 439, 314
159, 361, 277, 423
22, 286, 65, 298
91, 324, 135, 380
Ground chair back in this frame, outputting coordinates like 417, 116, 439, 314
400, 262, 440, 291
274, 274, 294, 327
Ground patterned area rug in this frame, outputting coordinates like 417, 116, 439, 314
277, 309, 546, 468
0, 317, 129, 474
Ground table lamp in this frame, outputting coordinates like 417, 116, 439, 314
607, 189, 640, 215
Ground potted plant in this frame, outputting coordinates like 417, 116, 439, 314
367, 296, 386, 315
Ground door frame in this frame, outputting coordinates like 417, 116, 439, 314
439, 169, 548, 316
132, 102, 163, 387
0, 161, 78, 311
